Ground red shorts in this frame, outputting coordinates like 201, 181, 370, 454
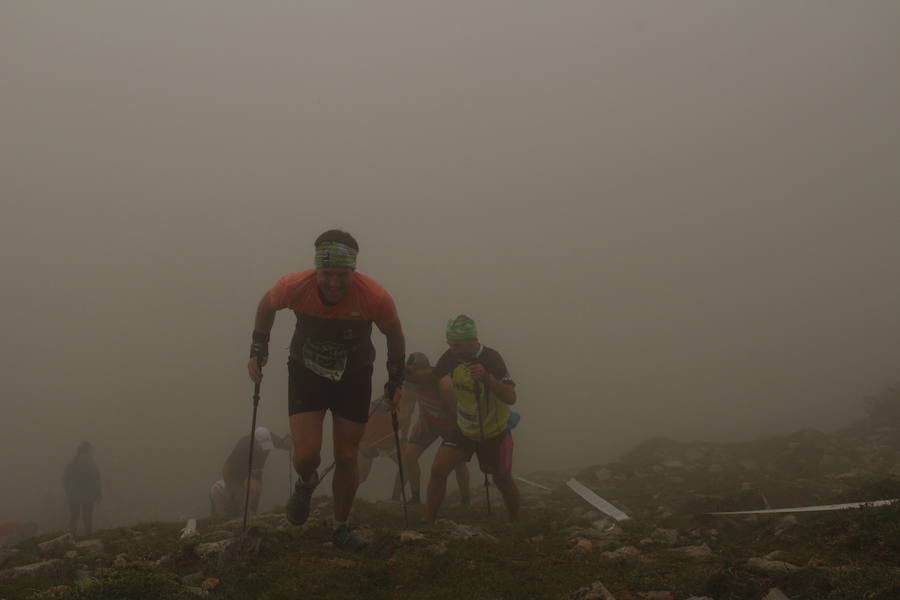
441, 429, 513, 476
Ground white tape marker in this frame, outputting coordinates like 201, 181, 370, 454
709, 499, 898, 515
516, 476, 552, 492
566, 478, 630, 521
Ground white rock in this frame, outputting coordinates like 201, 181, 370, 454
747, 557, 801, 574
448, 524, 498, 543
195, 539, 232, 559
75, 539, 105, 554
761, 588, 791, 600
38, 533, 75, 554
568, 579, 617, 600
0, 559, 63, 580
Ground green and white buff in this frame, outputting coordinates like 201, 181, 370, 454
314, 242, 357, 269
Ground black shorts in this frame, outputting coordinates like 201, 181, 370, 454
288, 360, 373, 423
441, 429, 513, 476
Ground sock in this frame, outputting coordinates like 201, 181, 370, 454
333, 519, 347, 531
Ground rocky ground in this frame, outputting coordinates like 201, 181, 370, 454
2, 407, 899, 600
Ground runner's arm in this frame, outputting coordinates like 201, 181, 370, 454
253, 291, 278, 335
485, 373, 516, 405
378, 319, 406, 367
378, 320, 406, 404
247, 291, 279, 382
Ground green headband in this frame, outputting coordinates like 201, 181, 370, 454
314, 242, 357, 269
446, 314, 478, 341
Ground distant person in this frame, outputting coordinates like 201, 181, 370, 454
424, 315, 520, 523
357, 391, 415, 501
63, 441, 101, 536
246, 229, 406, 551
220, 427, 291, 518
401, 352, 470, 506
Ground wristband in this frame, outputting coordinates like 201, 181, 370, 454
250, 341, 269, 361
385, 359, 405, 397
252, 330, 271, 343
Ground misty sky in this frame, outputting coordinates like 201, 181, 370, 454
2, 2, 899, 528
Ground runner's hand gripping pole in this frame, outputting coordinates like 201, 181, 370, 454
474, 380, 492, 516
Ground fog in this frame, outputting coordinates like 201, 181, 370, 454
2, 2, 899, 530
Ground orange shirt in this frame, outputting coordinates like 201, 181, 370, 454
269, 270, 398, 380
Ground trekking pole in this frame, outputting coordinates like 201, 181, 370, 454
390, 408, 410, 528
474, 380, 492, 516
242, 378, 261, 532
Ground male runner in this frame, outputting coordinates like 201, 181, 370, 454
423, 315, 519, 523
247, 230, 405, 550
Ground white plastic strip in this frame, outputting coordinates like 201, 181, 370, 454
566, 478, 630, 521
709, 499, 898, 515
516, 476, 552, 491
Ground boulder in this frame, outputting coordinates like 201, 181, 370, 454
448, 524, 498, 543
399, 530, 426, 543
0, 558, 64, 580
566, 579, 617, 600
75, 539, 105, 555
747, 557, 801, 574
600, 545, 640, 560
671, 545, 716, 560
38, 533, 75, 555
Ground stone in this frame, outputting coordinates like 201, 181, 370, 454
651, 528, 679, 544
184, 586, 207, 597
573, 539, 593, 552
747, 557, 801, 574
64, 551, 78, 560
567, 579, 617, 600
75, 539, 105, 554
671, 544, 715, 559
426, 542, 448, 556
448, 524, 498, 543
639, 593, 674, 600
195, 539, 232, 559
764, 550, 787, 561
399, 530, 426, 542
113, 553, 129, 567
761, 588, 791, 600
600, 545, 640, 560
38, 533, 75, 555
0, 559, 64, 580
806, 556, 828, 568
776, 516, 798, 530
181, 572, 205, 585
201, 577, 220, 591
